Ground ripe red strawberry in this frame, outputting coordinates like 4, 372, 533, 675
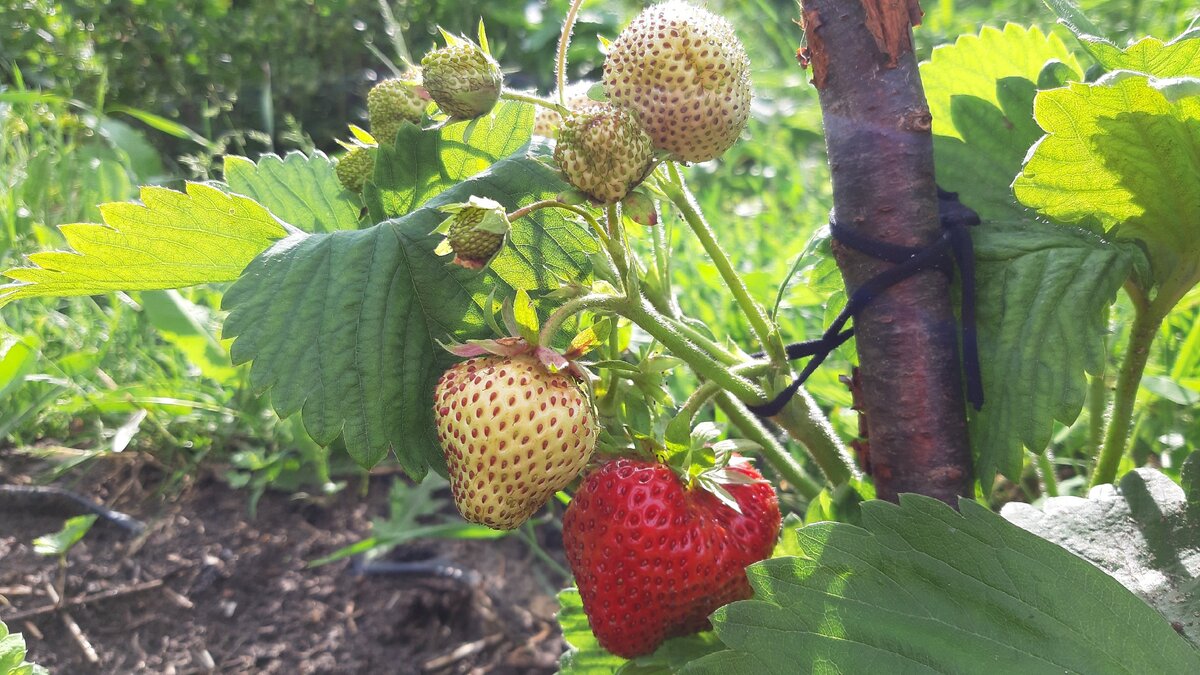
562, 457, 780, 658
434, 353, 597, 530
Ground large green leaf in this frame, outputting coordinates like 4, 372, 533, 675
969, 222, 1137, 486
557, 589, 725, 675
221, 149, 592, 473
1003, 467, 1200, 646
683, 496, 1200, 674
920, 25, 1082, 220
1014, 73, 1200, 302
0, 183, 289, 306
366, 101, 535, 221
922, 24, 1081, 141
224, 151, 362, 232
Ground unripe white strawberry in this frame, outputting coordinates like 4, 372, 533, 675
368, 73, 427, 144
553, 102, 655, 204
434, 353, 597, 530
421, 28, 503, 120
603, 1, 752, 163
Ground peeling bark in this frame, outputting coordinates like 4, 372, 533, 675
799, 0, 973, 503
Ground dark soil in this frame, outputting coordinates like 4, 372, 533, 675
0, 455, 566, 674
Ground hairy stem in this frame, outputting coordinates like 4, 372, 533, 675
557, 0, 587, 104
716, 393, 823, 500
499, 90, 568, 116
1037, 451, 1060, 498
770, 388, 856, 486
539, 293, 626, 345
1091, 306, 1163, 486
623, 297, 766, 402
660, 164, 786, 364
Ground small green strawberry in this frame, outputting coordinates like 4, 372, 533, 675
368, 73, 427, 144
335, 144, 375, 193
434, 346, 598, 530
603, 1, 752, 163
421, 24, 503, 120
433, 196, 510, 270
554, 102, 655, 204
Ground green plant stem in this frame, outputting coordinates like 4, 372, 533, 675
1037, 451, 1060, 498
605, 203, 632, 285
557, 0, 587, 104
1086, 371, 1107, 461
771, 389, 856, 486
651, 204, 673, 304
676, 380, 723, 427
539, 293, 625, 345
1091, 304, 1164, 487
623, 297, 766, 402
715, 393, 822, 500
508, 199, 613, 247
664, 316, 741, 366
660, 163, 786, 365
518, 523, 570, 578
499, 90, 568, 116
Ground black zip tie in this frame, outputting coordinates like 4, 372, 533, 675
747, 190, 983, 417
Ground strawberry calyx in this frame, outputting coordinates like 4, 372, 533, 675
659, 421, 767, 514
438, 290, 607, 382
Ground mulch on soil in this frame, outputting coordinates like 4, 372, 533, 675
0, 456, 566, 674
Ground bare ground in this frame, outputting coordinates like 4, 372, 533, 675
0, 454, 566, 674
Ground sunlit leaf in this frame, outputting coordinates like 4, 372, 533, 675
0, 183, 289, 306
685, 496, 1200, 674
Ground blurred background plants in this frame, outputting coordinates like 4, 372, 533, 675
1, 0, 1197, 512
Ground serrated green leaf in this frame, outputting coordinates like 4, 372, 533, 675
683, 495, 1200, 674
1003, 468, 1200, 646
921, 25, 1082, 220
557, 588, 725, 675
969, 221, 1136, 486
0, 618, 41, 675
365, 100, 534, 221
922, 24, 1082, 141
1015, 73, 1200, 302
224, 151, 363, 232
222, 150, 594, 474
1082, 31, 1200, 78
0, 183, 289, 306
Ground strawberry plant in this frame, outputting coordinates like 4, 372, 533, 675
3, 0, 1200, 669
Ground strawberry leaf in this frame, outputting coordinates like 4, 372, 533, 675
0, 619, 45, 675
684, 496, 1200, 674
920, 24, 1082, 221
0, 183, 289, 307
224, 151, 363, 232
366, 100, 534, 221
1014, 73, 1200, 306
968, 221, 1140, 487
222, 148, 591, 474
